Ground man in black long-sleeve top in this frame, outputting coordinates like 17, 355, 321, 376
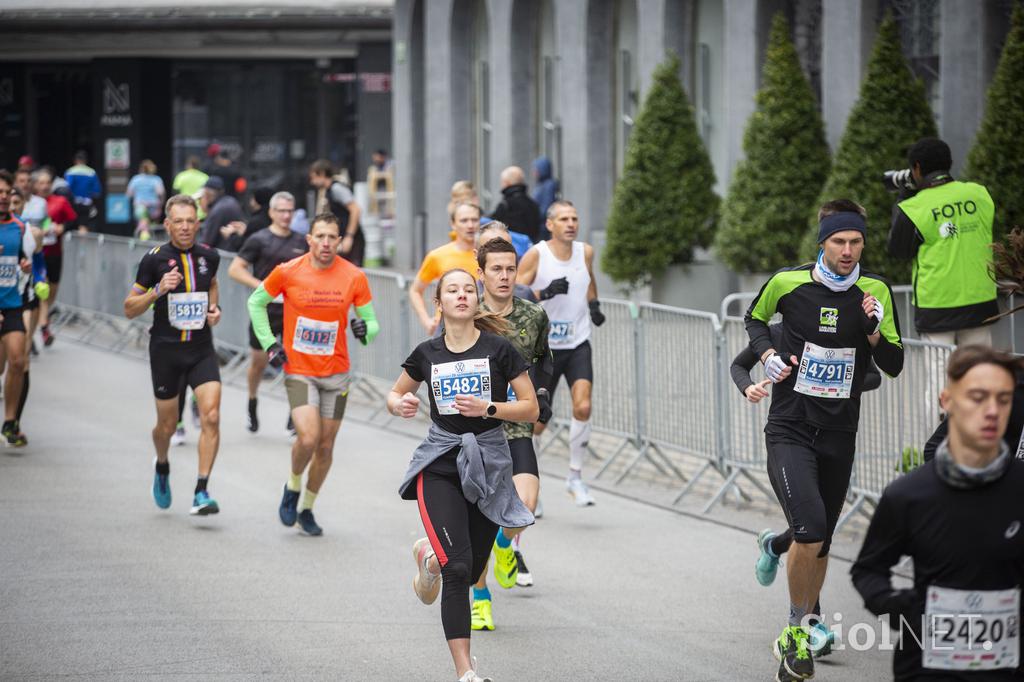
852, 345, 1024, 681
745, 199, 904, 681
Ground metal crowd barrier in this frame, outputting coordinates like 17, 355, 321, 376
59, 232, 959, 521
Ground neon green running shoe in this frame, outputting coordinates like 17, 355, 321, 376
773, 625, 813, 679
471, 598, 493, 631
492, 536, 518, 589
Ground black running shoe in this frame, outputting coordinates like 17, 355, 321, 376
297, 509, 323, 536
3, 422, 27, 447
247, 398, 259, 433
286, 415, 296, 437
515, 550, 533, 587
773, 626, 813, 680
279, 486, 299, 526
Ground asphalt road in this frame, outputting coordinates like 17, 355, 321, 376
0, 342, 893, 681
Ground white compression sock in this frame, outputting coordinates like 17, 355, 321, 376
569, 418, 591, 473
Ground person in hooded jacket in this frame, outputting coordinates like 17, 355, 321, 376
531, 156, 559, 241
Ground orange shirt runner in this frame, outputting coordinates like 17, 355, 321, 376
416, 241, 478, 284
262, 254, 372, 376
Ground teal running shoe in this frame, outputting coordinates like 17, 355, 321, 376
756, 529, 781, 586
152, 464, 171, 510
809, 621, 835, 657
190, 491, 219, 516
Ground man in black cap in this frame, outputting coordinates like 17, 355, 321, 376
199, 176, 245, 251
744, 199, 904, 681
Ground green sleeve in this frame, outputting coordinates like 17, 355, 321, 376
355, 302, 379, 345
247, 285, 277, 350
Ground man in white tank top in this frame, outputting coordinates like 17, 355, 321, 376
516, 200, 606, 506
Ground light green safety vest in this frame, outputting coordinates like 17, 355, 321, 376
898, 180, 995, 309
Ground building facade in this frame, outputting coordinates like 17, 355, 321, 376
392, 0, 1017, 289
0, 1, 392, 235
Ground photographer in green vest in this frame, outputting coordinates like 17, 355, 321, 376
887, 137, 997, 346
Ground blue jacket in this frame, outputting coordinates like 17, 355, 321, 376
64, 164, 102, 202
531, 156, 559, 226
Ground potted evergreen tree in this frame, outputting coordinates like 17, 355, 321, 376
715, 13, 830, 291
602, 53, 719, 303
964, 3, 1024, 237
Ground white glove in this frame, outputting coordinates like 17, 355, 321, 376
764, 354, 789, 383
869, 299, 884, 335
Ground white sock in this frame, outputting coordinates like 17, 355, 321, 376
569, 418, 590, 473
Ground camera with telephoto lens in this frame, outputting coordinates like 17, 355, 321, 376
882, 169, 916, 193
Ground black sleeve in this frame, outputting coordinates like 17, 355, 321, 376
135, 252, 158, 289
887, 203, 922, 260
401, 345, 427, 382
730, 347, 757, 395
501, 337, 530, 381
863, 359, 882, 392
850, 490, 923, 625
490, 200, 509, 224
531, 310, 553, 390
922, 418, 947, 463
743, 276, 779, 361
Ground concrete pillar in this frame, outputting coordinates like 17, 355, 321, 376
554, 0, 594, 235
939, 0, 986, 172
423, 0, 462, 243
486, 0, 516, 193
821, 0, 876, 149
722, 0, 758, 173
392, 0, 417, 270
636, 0, 668, 97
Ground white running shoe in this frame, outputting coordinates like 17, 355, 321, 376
171, 424, 186, 447
514, 550, 533, 587
566, 477, 595, 506
412, 537, 441, 605
457, 657, 493, 682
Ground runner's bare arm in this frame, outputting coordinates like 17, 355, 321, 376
206, 277, 221, 326
516, 247, 540, 295
584, 243, 598, 302
228, 256, 260, 289
409, 277, 435, 333
387, 371, 422, 418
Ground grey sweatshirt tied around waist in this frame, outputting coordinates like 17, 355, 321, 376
399, 422, 535, 529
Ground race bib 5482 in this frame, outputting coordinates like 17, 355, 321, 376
431, 358, 492, 416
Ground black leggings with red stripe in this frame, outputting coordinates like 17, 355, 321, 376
416, 451, 498, 641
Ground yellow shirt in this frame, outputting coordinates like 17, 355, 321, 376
416, 241, 478, 284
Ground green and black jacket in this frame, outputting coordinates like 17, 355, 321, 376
744, 265, 904, 432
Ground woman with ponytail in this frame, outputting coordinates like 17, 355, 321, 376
387, 268, 537, 682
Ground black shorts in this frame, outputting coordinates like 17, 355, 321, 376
149, 337, 221, 400
765, 421, 855, 556
22, 290, 39, 311
509, 437, 539, 477
0, 307, 26, 336
549, 340, 593, 397
44, 254, 62, 285
248, 304, 284, 350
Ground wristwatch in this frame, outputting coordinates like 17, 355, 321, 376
486, 402, 497, 417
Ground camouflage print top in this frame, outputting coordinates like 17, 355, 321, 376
482, 296, 550, 440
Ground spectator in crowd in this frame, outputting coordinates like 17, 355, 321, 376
491, 166, 541, 243
17, 155, 34, 172
240, 187, 275, 244
532, 156, 559, 241
199, 176, 246, 251
371, 148, 394, 174
126, 159, 166, 241
14, 170, 32, 205
173, 155, 209, 198
64, 150, 101, 232
888, 137, 997, 346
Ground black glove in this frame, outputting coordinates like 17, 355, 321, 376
589, 299, 606, 327
350, 317, 367, 343
267, 342, 288, 369
538, 277, 569, 301
536, 388, 552, 424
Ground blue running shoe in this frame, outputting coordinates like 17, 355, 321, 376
756, 529, 781, 587
297, 509, 322, 536
152, 465, 171, 510
279, 486, 300, 526
190, 491, 219, 516
809, 621, 835, 657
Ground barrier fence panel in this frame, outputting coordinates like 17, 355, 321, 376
719, 316, 771, 476
347, 269, 410, 385
634, 303, 721, 490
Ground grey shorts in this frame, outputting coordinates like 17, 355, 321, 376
285, 372, 351, 421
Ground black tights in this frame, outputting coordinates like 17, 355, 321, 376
416, 462, 498, 641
